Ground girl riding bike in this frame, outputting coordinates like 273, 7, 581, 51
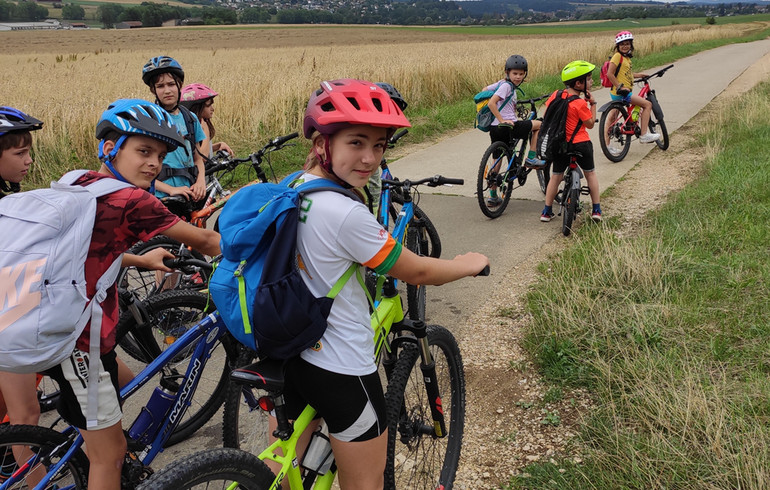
606, 30, 660, 146
258, 78, 488, 489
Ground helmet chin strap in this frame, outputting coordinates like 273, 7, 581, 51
316, 135, 353, 189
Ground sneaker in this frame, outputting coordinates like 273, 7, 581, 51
524, 157, 547, 169
607, 147, 622, 157
487, 197, 503, 207
591, 211, 602, 222
639, 132, 661, 143
540, 211, 554, 222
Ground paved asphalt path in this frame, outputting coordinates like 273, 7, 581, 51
388, 38, 770, 331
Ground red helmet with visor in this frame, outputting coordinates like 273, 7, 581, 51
303, 79, 410, 138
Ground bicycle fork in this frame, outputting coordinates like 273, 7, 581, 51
412, 321, 447, 438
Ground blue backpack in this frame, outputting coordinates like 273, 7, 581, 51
209, 171, 363, 359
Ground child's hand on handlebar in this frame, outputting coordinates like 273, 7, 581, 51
453, 252, 490, 278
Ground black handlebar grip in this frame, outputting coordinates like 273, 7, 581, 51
390, 129, 409, 144
440, 177, 464, 186
475, 265, 490, 277
162, 258, 179, 269
273, 132, 299, 147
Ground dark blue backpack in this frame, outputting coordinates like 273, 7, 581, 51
209, 171, 362, 359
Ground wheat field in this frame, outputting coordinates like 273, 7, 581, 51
0, 22, 763, 185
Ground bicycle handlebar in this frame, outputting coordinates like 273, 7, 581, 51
162, 256, 213, 271
519, 94, 550, 106
636, 64, 674, 83
475, 265, 490, 277
205, 132, 300, 176
389, 129, 409, 146
382, 175, 464, 188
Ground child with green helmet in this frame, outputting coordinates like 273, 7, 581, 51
540, 60, 602, 223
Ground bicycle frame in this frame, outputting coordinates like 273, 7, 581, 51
1, 312, 227, 490
247, 289, 444, 490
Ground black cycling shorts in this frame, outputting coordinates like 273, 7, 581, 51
551, 140, 595, 174
283, 357, 387, 442
490, 120, 533, 145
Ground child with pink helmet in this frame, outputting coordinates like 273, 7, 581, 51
180, 83, 233, 159
605, 30, 661, 146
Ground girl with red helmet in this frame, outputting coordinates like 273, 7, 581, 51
262, 79, 488, 489
606, 31, 661, 145
180, 83, 233, 159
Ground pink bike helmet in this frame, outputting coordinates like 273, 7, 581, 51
303, 79, 410, 138
615, 30, 634, 44
181, 83, 219, 105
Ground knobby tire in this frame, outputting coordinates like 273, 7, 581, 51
0, 424, 89, 489
477, 141, 513, 218
136, 447, 274, 489
599, 103, 631, 162
384, 325, 465, 490
561, 173, 579, 237
390, 193, 442, 259
221, 349, 271, 456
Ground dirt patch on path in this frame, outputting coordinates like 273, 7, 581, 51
450, 51, 770, 489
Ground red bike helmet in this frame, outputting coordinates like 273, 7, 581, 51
303, 79, 410, 138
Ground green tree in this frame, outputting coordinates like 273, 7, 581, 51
97, 3, 123, 27
62, 4, 85, 20
13, 1, 48, 21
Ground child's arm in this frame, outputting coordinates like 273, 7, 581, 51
582, 91, 597, 130
163, 221, 221, 257
122, 247, 174, 271
212, 141, 233, 155
488, 95, 514, 126
388, 248, 488, 286
154, 180, 194, 199
190, 148, 207, 201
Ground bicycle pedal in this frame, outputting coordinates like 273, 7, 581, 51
581, 186, 591, 196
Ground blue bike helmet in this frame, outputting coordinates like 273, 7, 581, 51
0, 106, 43, 136
142, 55, 185, 87
96, 99, 184, 190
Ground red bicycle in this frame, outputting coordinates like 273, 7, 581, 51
598, 64, 674, 162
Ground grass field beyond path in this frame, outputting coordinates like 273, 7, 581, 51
516, 81, 770, 488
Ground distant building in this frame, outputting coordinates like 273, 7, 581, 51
0, 19, 61, 31
181, 17, 205, 25
116, 20, 143, 29
162, 19, 180, 27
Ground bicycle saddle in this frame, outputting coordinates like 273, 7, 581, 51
230, 358, 286, 392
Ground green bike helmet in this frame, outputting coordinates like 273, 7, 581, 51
561, 60, 595, 86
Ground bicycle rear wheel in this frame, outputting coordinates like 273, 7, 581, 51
136, 448, 275, 489
222, 349, 271, 455
599, 103, 631, 162
0, 424, 89, 489
116, 290, 236, 447
561, 174, 579, 237
384, 325, 465, 490
477, 141, 514, 218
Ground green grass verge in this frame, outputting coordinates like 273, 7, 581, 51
507, 80, 770, 489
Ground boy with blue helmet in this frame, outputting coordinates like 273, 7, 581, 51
142, 55, 207, 204
39, 99, 220, 489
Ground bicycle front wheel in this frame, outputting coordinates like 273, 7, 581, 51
384, 325, 465, 490
405, 224, 427, 321
117, 236, 210, 302
116, 290, 237, 447
0, 424, 89, 489
477, 141, 513, 218
599, 103, 631, 162
647, 93, 669, 151
136, 448, 275, 489
390, 193, 442, 259
536, 162, 551, 195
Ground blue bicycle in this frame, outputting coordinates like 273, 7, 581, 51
0, 288, 233, 489
476, 94, 550, 219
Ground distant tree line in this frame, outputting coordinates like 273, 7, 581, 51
0, 0, 49, 21
96, 2, 236, 27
